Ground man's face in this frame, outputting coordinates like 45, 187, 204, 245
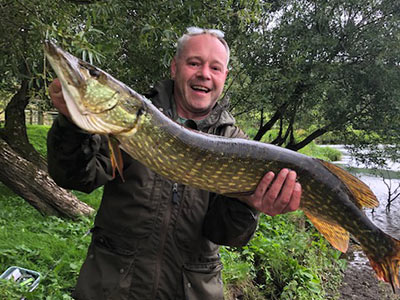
171, 34, 228, 120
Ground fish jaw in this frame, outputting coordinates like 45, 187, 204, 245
44, 40, 141, 135
44, 41, 87, 114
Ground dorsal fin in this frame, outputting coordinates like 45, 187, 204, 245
304, 210, 349, 253
319, 160, 378, 209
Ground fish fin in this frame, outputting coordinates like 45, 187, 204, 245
108, 136, 125, 182
319, 160, 379, 208
365, 234, 400, 292
304, 210, 349, 253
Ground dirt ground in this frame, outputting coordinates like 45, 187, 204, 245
335, 243, 399, 300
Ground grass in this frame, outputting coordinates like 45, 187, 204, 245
0, 183, 95, 299
0, 125, 346, 299
299, 142, 342, 161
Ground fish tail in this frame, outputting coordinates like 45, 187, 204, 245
365, 235, 400, 293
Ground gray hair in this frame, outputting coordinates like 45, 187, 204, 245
175, 26, 230, 65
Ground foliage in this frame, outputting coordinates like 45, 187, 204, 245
229, 0, 400, 154
0, 185, 344, 300
1, 0, 399, 164
221, 213, 346, 300
299, 143, 342, 162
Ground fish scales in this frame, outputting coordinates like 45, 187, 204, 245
44, 40, 400, 292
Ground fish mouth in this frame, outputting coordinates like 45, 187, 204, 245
44, 40, 138, 135
44, 40, 86, 88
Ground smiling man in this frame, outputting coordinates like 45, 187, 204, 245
47, 27, 301, 299
171, 31, 229, 119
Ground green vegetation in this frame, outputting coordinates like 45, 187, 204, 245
26, 125, 51, 158
222, 213, 345, 299
0, 188, 94, 299
299, 143, 341, 162
0, 125, 345, 299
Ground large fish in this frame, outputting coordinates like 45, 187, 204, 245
44, 40, 400, 291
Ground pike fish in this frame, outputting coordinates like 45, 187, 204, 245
44, 40, 400, 291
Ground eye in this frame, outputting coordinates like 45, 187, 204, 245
211, 65, 222, 72
188, 61, 199, 67
89, 68, 101, 78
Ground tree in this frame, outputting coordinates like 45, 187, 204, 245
0, 0, 260, 216
228, 0, 400, 155
0, 0, 109, 216
2, 0, 398, 217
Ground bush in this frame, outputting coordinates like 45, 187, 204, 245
222, 213, 346, 299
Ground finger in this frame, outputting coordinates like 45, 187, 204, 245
254, 171, 275, 207
253, 171, 275, 199
265, 168, 290, 203
274, 170, 297, 208
242, 172, 274, 211
282, 182, 302, 213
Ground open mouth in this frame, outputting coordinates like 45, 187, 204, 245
191, 85, 211, 93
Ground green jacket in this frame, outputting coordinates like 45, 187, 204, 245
47, 79, 259, 300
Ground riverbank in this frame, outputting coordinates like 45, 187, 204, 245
336, 243, 398, 300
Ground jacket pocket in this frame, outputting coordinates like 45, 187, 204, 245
74, 233, 138, 300
182, 261, 224, 300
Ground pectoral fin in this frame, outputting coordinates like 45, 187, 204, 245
108, 136, 125, 182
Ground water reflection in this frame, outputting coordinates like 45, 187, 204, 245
323, 145, 400, 239
323, 145, 400, 268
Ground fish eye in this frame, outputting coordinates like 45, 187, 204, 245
88, 68, 101, 78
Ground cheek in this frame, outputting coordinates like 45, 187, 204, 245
214, 77, 226, 91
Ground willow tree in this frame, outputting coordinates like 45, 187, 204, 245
0, 0, 109, 217
228, 0, 400, 155
0, 0, 262, 216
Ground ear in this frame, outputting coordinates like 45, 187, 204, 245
170, 57, 177, 79
224, 69, 229, 80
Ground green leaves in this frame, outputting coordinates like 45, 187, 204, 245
221, 213, 346, 299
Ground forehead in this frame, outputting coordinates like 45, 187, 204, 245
180, 34, 228, 66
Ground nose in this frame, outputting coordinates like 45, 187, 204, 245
197, 64, 211, 80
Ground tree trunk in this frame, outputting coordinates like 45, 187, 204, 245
0, 76, 47, 170
0, 138, 94, 218
0, 64, 95, 218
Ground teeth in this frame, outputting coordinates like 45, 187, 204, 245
192, 85, 210, 92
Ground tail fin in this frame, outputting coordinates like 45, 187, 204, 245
365, 234, 400, 293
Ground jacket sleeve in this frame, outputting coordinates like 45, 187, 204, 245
202, 124, 259, 247
203, 195, 259, 247
47, 115, 114, 193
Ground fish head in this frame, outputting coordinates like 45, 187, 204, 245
44, 40, 144, 135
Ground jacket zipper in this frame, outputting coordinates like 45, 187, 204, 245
152, 182, 180, 298
172, 183, 180, 205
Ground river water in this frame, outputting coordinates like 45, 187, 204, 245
325, 145, 400, 239
323, 145, 400, 268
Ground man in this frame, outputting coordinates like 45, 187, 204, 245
47, 27, 301, 299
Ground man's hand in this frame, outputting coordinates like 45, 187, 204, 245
241, 169, 301, 216
48, 78, 71, 118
